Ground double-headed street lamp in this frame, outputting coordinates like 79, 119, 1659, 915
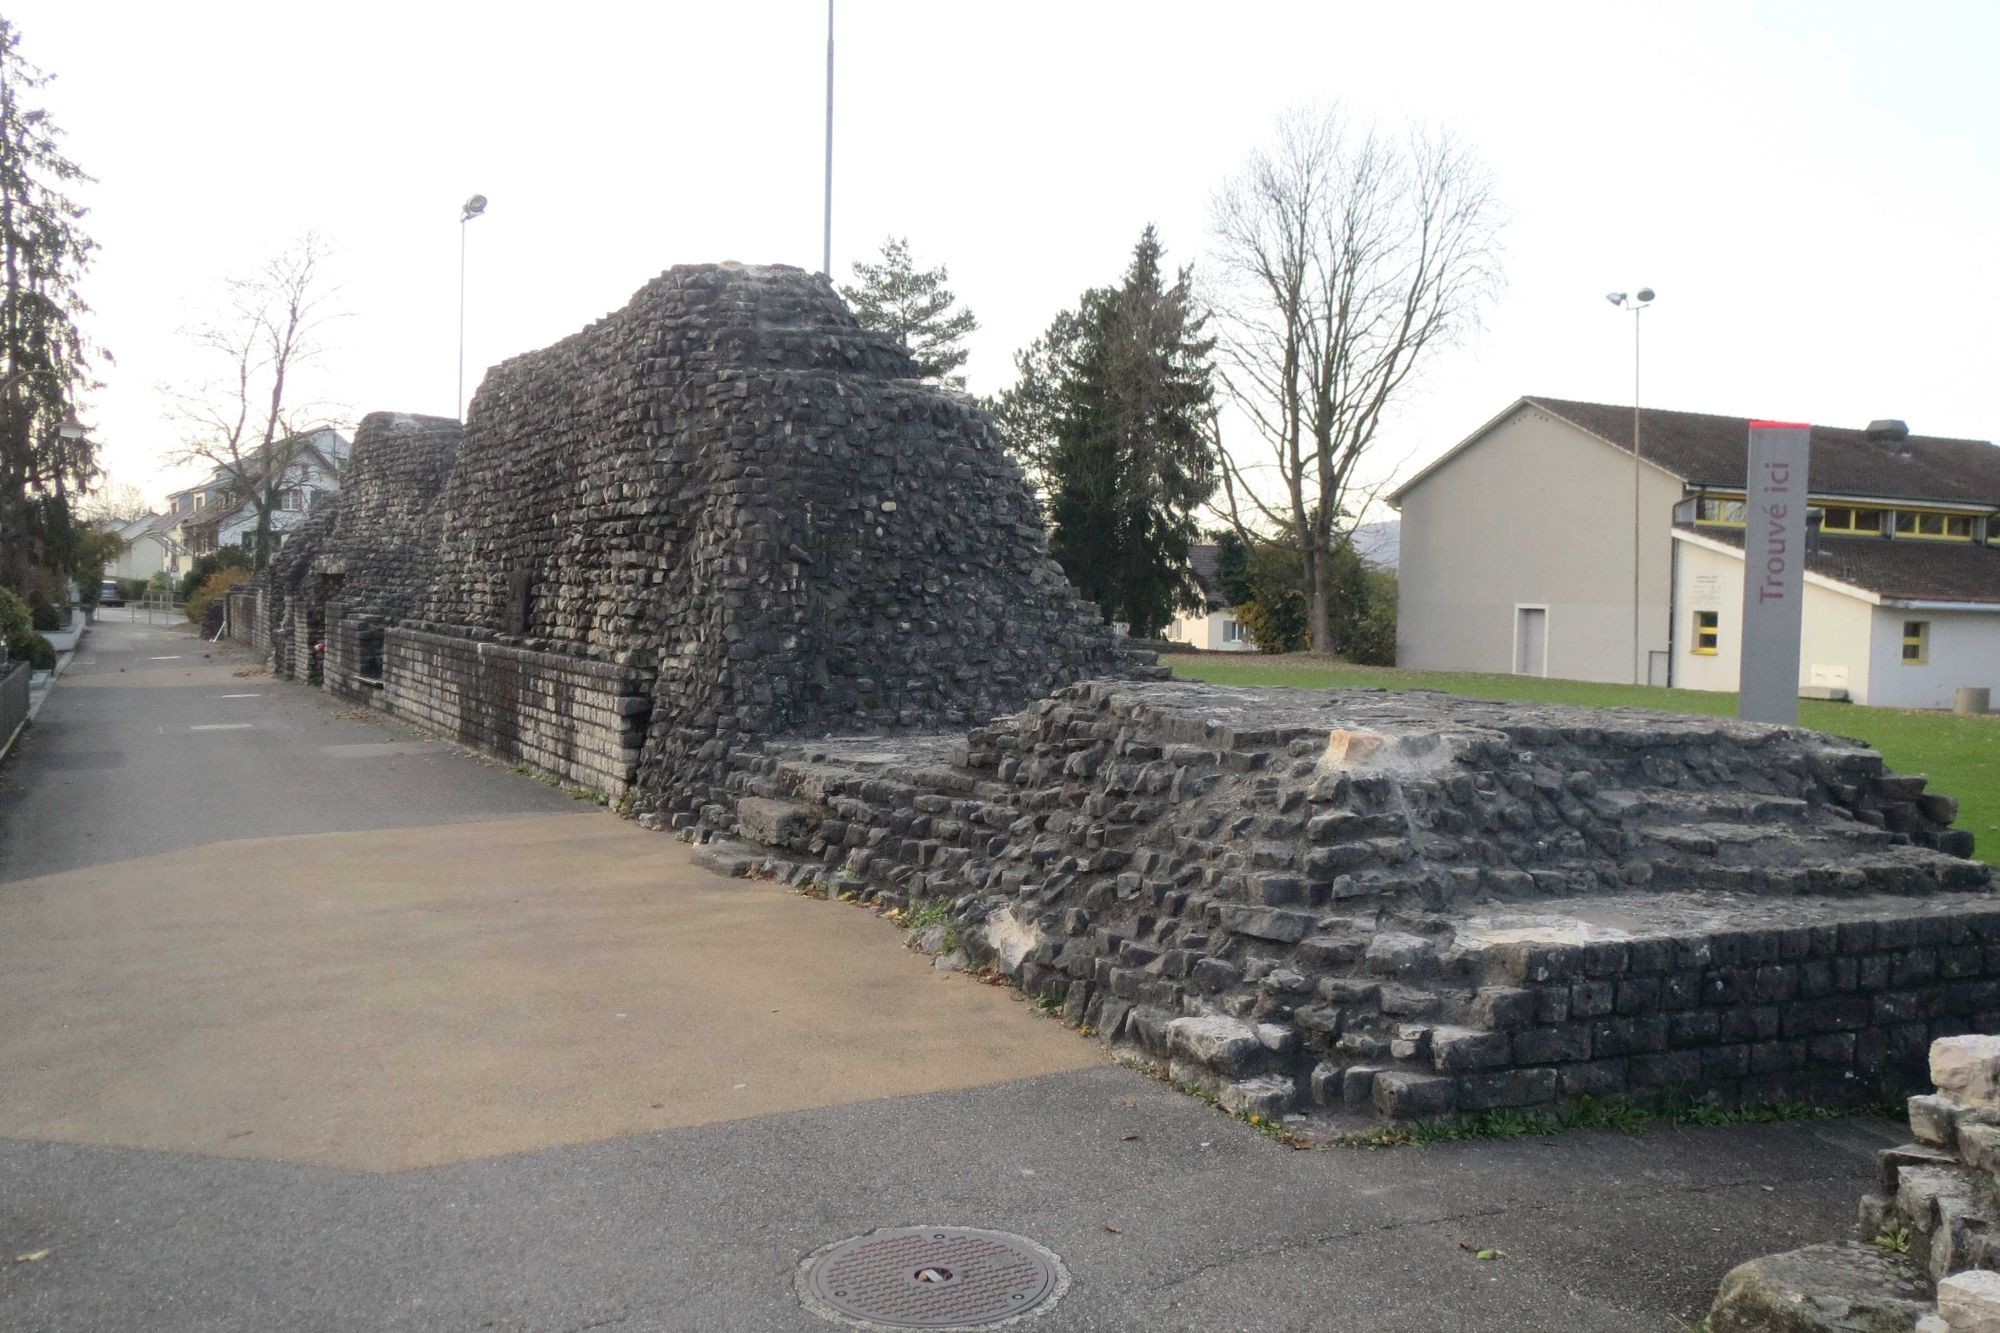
458, 193, 488, 421
1606, 287, 1656, 686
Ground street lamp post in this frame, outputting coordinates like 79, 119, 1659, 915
458, 194, 488, 421
822, 0, 834, 277
1606, 287, 1656, 686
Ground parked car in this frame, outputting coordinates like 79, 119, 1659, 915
98, 579, 125, 607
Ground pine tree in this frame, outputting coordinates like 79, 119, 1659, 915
0, 18, 99, 588
999, 227, 1217, 637
840, 237, 978, 383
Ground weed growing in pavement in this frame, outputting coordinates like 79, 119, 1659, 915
900, 898, 952, 932
1874, 1224, 1913, 1255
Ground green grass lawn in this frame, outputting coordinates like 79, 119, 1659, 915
1162, 652, 2000, 866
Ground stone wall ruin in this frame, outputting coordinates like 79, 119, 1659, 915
231, 259, 1996, 1123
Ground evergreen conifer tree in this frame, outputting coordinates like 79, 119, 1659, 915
841, 237, 978, 383
997, 227, 1217, 637
0, 18, 99, 588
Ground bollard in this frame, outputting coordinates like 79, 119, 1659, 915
1956, 687, 1991, 716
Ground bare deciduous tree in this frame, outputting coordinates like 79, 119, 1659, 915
165, 234, 340, 570
1210, 105, 1502, 654
73, 480, 151, 523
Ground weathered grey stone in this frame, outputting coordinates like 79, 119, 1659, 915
1933, 1035, 2000, 1112
1940, 1269, 2000, 1332
1166, 1016, 1264, 1078
1219, 1075, 1295, 1119
1372, 1071, 1455, 1119
690, 840, 759, 878
1706, 1241, 1931, 1332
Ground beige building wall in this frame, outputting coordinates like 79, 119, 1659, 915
1672, 536, 1875, 701
1397, 406, 1683, 683
1166, 608, 1255, 652
1865, 606, 2000, 711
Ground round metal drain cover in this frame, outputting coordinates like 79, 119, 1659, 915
798, 1226, 1068, 1330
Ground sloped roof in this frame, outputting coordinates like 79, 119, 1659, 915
1682, 526, 2000, 607
1188, 543, 1229, 610
1529, 397, 1999, 507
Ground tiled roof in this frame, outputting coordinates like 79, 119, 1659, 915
1531, 397, 2000, 507
1188, 543, 1228, 610
1683, 526, 2000, 606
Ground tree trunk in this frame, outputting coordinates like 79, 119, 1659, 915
1308, 538, 1335, 654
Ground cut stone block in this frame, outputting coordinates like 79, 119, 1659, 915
1933, 1035, 2000, 1113
1166, 1016, 1264, 1079
1706, 1240, 1931, 1332
1940, 1268, 2000, 1332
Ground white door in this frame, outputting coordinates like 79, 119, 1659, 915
1515, 607, 1547, 676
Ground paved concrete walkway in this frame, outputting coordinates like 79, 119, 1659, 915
0, 613, 1900, 1330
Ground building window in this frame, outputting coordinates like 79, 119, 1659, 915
1692, 610, 1719, 655
1223, 619, 1246, 644
1820, 506, 1887, 535
1696, 497, 1746, 526
1902, 620, 1929, 665
281, 489, 303, 512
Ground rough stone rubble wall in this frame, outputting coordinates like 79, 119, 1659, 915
723, 681, 1996, 1119
236, 264, 1142, 805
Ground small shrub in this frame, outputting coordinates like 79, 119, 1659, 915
29, 602, 61, 632
117, 578, 149, 602
9, 631, 56, 671
178, 548, 251, 603
186, 567, 252, 627
0, 587, 30, 644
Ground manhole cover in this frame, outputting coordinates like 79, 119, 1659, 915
798, 1226, 1068, 1330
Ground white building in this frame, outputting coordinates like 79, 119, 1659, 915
98, 514, 172, 583
176, 429, 350, 559
1392, 397, 2000, 708
1166, 543, 1256, 652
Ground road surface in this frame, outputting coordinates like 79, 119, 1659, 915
0, 612, 1898, 1331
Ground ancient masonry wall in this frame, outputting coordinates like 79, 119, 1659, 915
382, 628, 651, 797
236, 265, 1145, 805
720, 681, 1996, 1120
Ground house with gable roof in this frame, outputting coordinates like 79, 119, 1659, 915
1391, 396, 2000, 708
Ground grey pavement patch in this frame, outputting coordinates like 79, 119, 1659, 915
0, 1067, 1902, 1333
188, 723, 253, 732
318, 741, 439, 758
27, 751, 124, 771
215, 693, 262, 699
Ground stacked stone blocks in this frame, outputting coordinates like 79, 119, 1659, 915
720, 680, 1994, 1120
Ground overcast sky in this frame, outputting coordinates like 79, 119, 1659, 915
14, 0, 2000, 515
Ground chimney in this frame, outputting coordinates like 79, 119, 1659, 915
1866, 419, 1910, 454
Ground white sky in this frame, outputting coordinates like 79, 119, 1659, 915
14, 0, 2000, 516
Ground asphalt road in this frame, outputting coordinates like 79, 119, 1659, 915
0, 612, 1901, 1332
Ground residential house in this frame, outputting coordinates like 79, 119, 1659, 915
176, 428, 350, 559
1166, 543, 1257, 652
98, 513, 172, 583
1391, 396, 1999, 708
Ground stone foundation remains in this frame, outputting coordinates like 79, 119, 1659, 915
718, 682, 1993, 1120
223, 260, 1995, 1123
1706, 1035, 2000, 1332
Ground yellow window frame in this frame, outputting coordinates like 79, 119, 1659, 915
1692, 610, 1719, 656
1694, 496, 1746, 527
1901, 620, 1929, 666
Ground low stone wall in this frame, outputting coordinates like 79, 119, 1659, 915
323, 609, 385, 697
715, 680, 1995, 1121
226, 588, 269, 657
0, 659, 29, 752
380, 626, 653, 797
